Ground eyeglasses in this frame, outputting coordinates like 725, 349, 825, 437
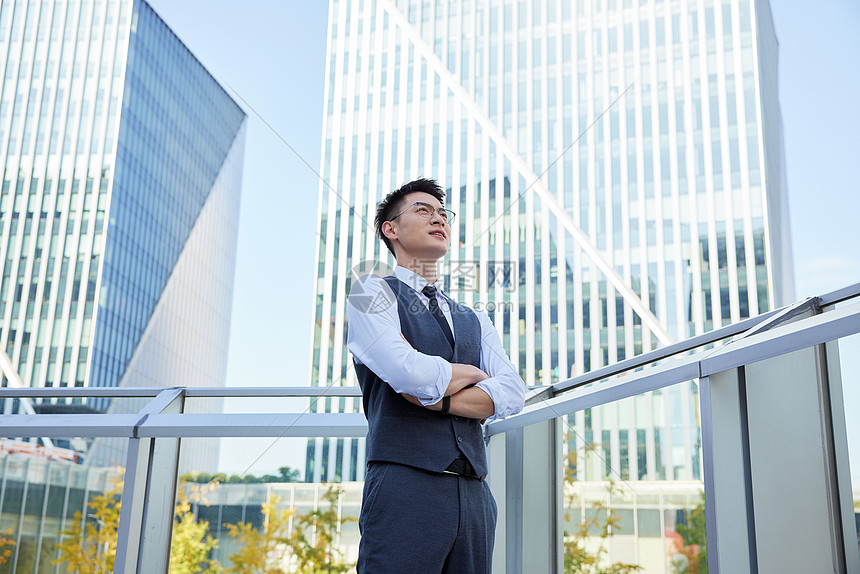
389, 201, 456, 225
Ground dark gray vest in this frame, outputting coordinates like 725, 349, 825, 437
355, 275, 488, 477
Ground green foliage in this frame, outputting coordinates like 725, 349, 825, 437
225, 485, 355, 574
225, 495, 294, 573
53, 474, 122, 574
169, 483, 223, 574
286, 485, 355, 574
53, 475, 225, 574
181, 467, 301, 485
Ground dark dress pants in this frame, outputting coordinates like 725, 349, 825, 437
357, 462, 497, 574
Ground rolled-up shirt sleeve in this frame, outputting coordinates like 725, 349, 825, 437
346, 275, 451, 405
473, 311, 526, 420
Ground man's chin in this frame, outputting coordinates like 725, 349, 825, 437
428, 247, 450, 260
399, 246, 449, 265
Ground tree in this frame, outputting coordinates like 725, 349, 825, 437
0, 528, 16, 566
54, 474, 225, 574
181, 468, 302, 485
53, 473, 122, 574
225, 495, 294, 573
286, 485, 354, 574
278, 467, 300, 483
563, 437, 641, 574
169, 482, 223, 574
563, 482, 642, 574
225, 485, 356, 574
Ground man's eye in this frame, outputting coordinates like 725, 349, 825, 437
417, 206, 431, 215
439, 211, 448, 221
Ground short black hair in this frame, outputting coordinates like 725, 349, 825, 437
375, 178, 446, 256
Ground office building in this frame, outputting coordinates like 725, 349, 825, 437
0, 0, 246, 472
306, 0, 793, 485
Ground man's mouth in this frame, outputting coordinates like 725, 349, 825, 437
430, 230, 446, 239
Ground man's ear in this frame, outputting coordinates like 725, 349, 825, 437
381, 220, 397, 242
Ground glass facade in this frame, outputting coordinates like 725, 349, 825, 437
0, 0, 246, 472
0, 453, 123, 574
307, 0, 793, 484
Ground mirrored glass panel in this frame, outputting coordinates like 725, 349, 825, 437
0, 437, 126, 574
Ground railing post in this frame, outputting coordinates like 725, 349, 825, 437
115, 437, 152, 573
115, 389, 185, 573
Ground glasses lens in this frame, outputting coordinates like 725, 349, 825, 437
411, 202, 454, 223
415, 204, 432, 217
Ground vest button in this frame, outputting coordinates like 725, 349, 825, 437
453, 416, 460, 421
457, 436, 463, 443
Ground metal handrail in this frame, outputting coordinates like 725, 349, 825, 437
818, 281, 860, 307
550, 281, 860, 396
0, 386, 363, 399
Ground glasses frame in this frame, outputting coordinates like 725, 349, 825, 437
389, 201, 456, 225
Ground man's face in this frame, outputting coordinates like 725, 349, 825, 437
383, 192, 451, 262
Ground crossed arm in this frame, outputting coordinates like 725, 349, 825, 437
400, 363, 496, 419
346, 275, 525, 422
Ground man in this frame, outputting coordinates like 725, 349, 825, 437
347, 178, 526, 573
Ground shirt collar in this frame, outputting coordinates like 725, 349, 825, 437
394, 265, 446, 298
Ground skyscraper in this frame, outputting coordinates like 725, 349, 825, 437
306, 0, 793, 484
0, 0, 246, 471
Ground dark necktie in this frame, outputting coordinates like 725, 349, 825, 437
422, 284, 455, 350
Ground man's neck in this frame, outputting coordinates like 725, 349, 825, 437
396, 257, 440, 284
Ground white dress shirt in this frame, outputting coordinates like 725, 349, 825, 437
347, 266, 525, 419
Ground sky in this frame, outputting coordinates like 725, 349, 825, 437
145, 0, 860, 477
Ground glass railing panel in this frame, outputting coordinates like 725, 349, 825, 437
558, 380, 705, 574
0, 438, 126, 574
173, 436, 360, 573
563, 481, 705, 573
